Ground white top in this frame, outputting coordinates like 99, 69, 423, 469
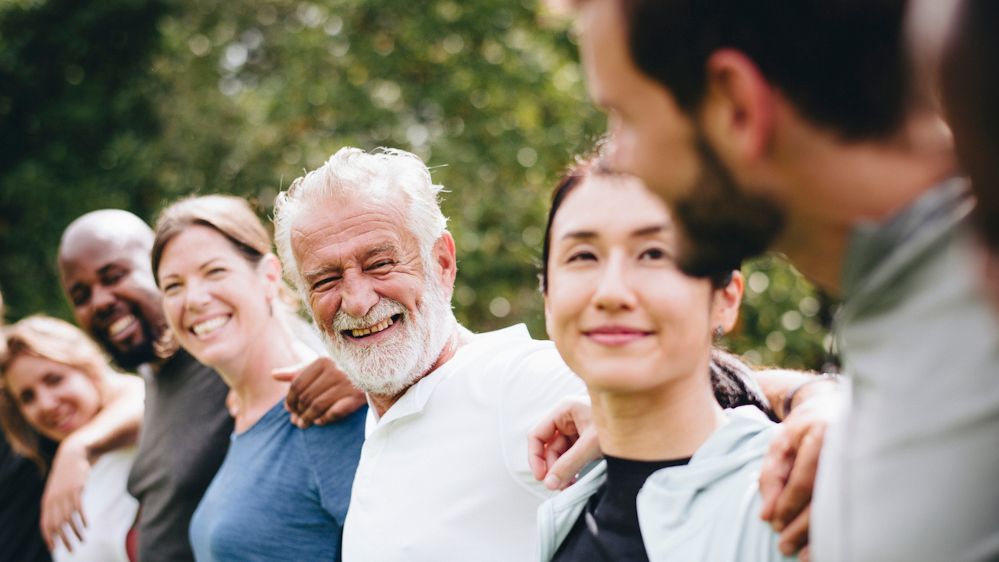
53, 447, 139, 562
341, 325, 585, 562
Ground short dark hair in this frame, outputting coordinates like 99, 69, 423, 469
940, 0, 999, 251
619, 0, 911, 140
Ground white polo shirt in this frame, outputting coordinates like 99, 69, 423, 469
341, 324, 585, 562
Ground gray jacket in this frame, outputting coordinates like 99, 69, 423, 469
537, 406, 796, 561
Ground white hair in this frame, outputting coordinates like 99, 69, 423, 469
273, 147, 448, 296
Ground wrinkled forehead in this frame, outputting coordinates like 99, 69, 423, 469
292, 195, 413, 248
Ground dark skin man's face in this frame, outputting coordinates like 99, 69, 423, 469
59, 229, 166, 370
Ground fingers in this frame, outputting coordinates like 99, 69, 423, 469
277, 360, 324, 415
528, 405, 583, 481
527, 396, 596, 488
778, 504, 810, 556
799, 544, 812, 562
279, 357, 362, 427
317, 394, 367, 425
758, 427, 794, 522
43, 499, 86, 554
528, 423, 562, 481
543, 427, 599, 490
296, 391, 367, 428
772, 428, 823, 529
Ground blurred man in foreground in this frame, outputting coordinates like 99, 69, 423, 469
542, 1, 999, 560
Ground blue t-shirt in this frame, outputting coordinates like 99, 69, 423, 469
189, 400, 366, 561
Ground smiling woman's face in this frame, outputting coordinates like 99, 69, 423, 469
5, 354, 102, 442
544, 175, 737, 394
157, 225, 275, 374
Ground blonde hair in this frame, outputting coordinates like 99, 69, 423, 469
0, 315, 110, 472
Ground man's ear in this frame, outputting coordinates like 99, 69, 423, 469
700, 49, 776, 163
711, 270, 744, 335
433, 232, 458, 293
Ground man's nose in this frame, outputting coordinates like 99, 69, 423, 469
339, 274, 379, 319
92, 284, 117, 314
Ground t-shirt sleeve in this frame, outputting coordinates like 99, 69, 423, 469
302, 406, 368, 526
495, 343, 587, 498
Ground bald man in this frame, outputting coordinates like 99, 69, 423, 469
58, 210, 364, 562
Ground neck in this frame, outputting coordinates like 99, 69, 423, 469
367, 324, 474, 417
217, 314, 312, 432
773, 111, 957, 294
589, 365, 725, 461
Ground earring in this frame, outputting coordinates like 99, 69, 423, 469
712, 326, 724, 339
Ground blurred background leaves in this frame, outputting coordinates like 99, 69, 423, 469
0, 0, 833, 370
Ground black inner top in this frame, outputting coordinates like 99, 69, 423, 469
552, 454, 692, 562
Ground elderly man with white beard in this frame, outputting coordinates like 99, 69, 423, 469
272, 147, 586, 561
274, 147, 789, 561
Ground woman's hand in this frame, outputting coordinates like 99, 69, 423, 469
41, 434, 91, 552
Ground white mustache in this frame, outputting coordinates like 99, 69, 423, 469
331, 299, 407, 332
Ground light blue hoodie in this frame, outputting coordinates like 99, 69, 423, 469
537, 406, 796, 561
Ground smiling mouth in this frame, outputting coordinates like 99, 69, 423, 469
342, 314, 402, 339
191, 315, 231, 338
107, 314, 137, 339
584, 327, 653, 346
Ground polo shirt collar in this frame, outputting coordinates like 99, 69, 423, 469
364, 324, 532, 435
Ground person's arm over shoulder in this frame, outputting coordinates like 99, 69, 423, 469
42, 372, 143, 551
496, 341, 586, 497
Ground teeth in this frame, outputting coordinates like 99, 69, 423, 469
108, 315, 136, 337
350, 317, 394, 338
192, 316, 229, 337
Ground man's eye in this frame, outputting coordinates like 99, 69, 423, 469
71, 290, 90, 307
370, 260, 393, 270
312, 276, 340, 291
104, 270, 126, 284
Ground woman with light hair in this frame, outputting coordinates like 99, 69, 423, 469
151, 194, 365, 561
0, 315, 141, 562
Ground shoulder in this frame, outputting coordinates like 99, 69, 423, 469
464, 325, 577, 384
637, 408, 788, 561
299, 406, 367, 463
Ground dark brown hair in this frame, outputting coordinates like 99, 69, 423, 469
618, 0, 912, 140
540, 155, 735, 293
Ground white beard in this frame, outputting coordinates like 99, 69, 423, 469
319, 278, 456, 397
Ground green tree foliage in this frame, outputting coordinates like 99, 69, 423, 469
0, 0, 832, 370
0, 0, 168, 318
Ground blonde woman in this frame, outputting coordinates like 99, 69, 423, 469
0, 316, 141, 562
